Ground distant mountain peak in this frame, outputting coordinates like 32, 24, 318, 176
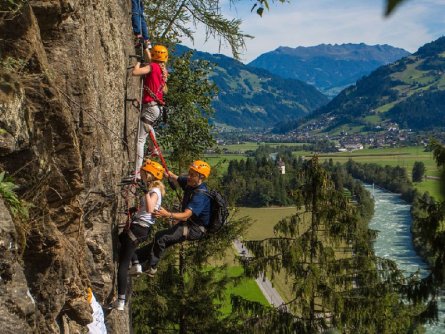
249, 43, 410, 96
292, 36, 445, 135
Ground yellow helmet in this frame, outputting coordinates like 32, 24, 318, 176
151, 45, 168, 62
141, 159, 164, 180
189, 160, 211, 179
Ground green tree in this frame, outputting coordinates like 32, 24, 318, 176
158, 50, 217, 169
412, 161, 426, 182
144, 0, 251, 59
240, 157, 433, 333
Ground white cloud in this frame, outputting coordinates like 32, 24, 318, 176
181, 0, 445, 63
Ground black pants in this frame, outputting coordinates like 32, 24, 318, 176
136, 222, 205, 268
117, 223, 150, 296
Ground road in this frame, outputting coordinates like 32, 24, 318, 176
233, 239, 287, 310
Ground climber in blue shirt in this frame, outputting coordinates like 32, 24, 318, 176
136, 160, 211, 277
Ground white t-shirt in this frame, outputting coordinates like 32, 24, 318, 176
133, 187, 162, 227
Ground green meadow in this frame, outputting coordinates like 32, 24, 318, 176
207, 143, 443, 200
235, 207, 300, 304
214, 207, 297, 312
220, 142, 306, 153
218, 266, 269, 316
314, 146, 442, 200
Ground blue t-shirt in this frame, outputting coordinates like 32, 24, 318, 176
178, 176, 211, 226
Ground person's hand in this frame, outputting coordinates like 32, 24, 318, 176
153, 207, 169, 218
144, 40, 152, 50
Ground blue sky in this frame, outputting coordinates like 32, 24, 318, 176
182, 0, 445, 63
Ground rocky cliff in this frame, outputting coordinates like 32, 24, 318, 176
0, 1, 139, 332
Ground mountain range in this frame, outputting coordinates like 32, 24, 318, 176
292, 36, 445, 135
176, 45, 328, 128
248, 43, 410, 97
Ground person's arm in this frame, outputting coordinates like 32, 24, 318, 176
143, 48, 152, 63
167, 171, 178, 182
132, 62, 151, 76
144, 191, 159, 213
154, 207, 192, 222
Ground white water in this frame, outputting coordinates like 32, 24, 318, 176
366, 184, 445, 333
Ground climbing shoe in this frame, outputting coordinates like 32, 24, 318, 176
134, 35, 144, 48
111, 298, 125, 311
145, 267, 157, 277
129, 264, 142, 276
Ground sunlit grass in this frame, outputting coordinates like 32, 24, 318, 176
314, 146, 442, 200
218, 266, 269, 316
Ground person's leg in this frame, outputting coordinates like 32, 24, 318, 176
129, 224, 150, 274
143, 122, 157, 155
140, 15, 150, 42
117, 225, 149, 296
131, 0, 142, 37
141, 105, 161, 156
135, 241, 152, 264
117, 233, 137, 299
186, 222, 206, 241
135, 117, 149, 173
150, 224, 186, 268
131, 252, 139, 264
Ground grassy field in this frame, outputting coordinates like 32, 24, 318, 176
219, 142, 306, 153
218, 266, 269, 316
208, 143, 443, 200
211, 207, 298, 311
235, 207, 300, 304
234, 206, 354, 309
235, 207, 298, 240
314, 146, 442, 200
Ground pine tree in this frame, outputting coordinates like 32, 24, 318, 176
412, 161, 426, 182
239, 156, 434, 333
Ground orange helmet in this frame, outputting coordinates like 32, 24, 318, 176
189, 160, 211, 179
151, 45, 168, 62
141, 159, 164, 180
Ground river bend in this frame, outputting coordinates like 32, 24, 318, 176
366, 184, 444, 333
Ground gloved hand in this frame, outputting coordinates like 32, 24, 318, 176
137, 179, 148, 194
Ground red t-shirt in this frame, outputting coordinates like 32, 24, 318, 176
142, 62, 165, 104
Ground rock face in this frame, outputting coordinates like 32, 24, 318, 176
0, 1, 139, 332
0, 198, 36, 333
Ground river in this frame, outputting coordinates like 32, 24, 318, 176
366, 184, 445, 333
